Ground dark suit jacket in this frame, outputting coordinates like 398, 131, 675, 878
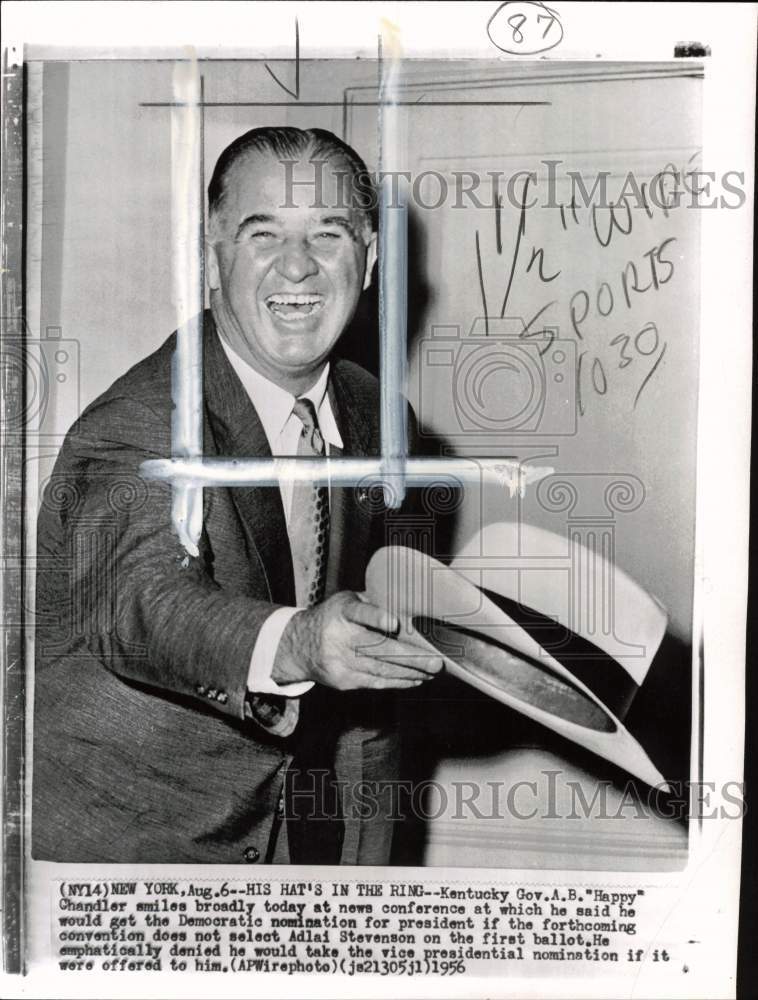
33, 312, 410, 864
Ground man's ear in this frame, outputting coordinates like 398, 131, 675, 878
363, 231, 378, 291
206, 241, 221, 291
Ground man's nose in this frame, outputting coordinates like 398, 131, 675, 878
274, 239, 319, 283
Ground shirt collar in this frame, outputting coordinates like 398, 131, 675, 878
218, 335, 343, 449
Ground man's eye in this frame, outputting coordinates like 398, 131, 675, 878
313, 231, 342, 241
250, 230, 277, 240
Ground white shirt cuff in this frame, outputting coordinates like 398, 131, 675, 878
247, 607, 314, 697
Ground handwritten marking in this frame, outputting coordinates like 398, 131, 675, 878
487, 1, 564, 55
597, 280, 614, 316
526, 245, 561, 282
570, 289, 588, 340
520, 301, 558, 354
475, 230, 489, 336
592, 197, 633, 248
142, 100, 550, 109
610, 333, 634, 368
639, 182, 654, 220
591, 357, 608, 395
265, 18, 300, 100
634, 342, 667, 408
634, 321, 660, 357
469, 154, 680, 420
499, 174, 531, 317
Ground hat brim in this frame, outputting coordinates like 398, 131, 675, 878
365, 545, 668, 790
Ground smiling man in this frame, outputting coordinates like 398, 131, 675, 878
207, 131, 376, 393
33, 127, 440, 866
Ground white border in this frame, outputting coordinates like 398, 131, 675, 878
3, 2, 755, 998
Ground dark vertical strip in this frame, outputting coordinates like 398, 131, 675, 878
1, 47, 26, 975
40, 61, 68, 345
341, 89, 349, 140
199, 73, 206, 315
197, 73, 206, 525
295, 19, 300, 99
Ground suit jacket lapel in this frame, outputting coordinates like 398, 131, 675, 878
326, 363, 378, 596
201, 318, 379, 604
202, 313, 295, 606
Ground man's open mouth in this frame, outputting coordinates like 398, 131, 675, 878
265, 293, 325, 321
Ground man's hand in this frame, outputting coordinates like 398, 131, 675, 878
271, 591, 443, 690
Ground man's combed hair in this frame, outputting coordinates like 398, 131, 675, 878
208, 126, 378, 229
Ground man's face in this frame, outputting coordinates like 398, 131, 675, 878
207, 150, 377, 389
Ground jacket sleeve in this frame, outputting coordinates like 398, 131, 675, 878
36, 392, 287, 726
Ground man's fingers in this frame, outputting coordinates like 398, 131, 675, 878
353, 635, 444, 675
353, 656, 442, 682
343, 598, 399, 636
362, 652, 443, 675
375, 677, 425, 689
357, 675, 425, 690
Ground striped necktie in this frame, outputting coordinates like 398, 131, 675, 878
289, 397, 330, 607
285, 396, 343, 864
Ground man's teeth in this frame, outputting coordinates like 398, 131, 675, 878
267, 294, 323, 304
266, 294, 325, 319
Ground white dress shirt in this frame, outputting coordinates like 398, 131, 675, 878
219, 336, 343, 697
